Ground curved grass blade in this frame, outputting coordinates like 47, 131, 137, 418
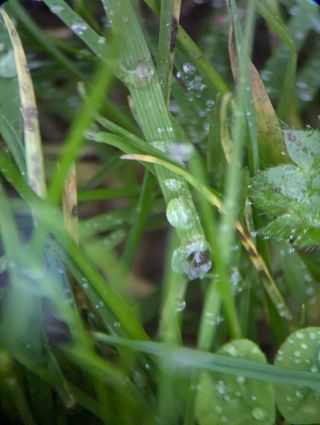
1, 10, 46, 197
0, 151, 149, 341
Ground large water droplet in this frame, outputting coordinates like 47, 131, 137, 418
166, 142, 194, 162
251, 407, 266, 421
172, 238, 212, 280
119, 58, 154, 89
0, 49, 16, 78
176, 300, 186, 312
166, 197, 196, 229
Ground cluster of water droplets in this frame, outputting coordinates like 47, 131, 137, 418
175, 62, 215, 142
148, 137, 211, 280
211, 373, 268, 423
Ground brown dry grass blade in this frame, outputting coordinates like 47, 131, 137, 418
228, 28, 290, 168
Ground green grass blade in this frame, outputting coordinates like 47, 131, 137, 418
42, 0, 106, 58
101, 0, 211, 280
144, 0, 229, 94
156, 0, 181, 103
48, 43, 115, 204
95, 334, 320, 390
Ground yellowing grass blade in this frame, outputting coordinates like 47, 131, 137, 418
228, 29, 289, 168
0, 10, 46, 198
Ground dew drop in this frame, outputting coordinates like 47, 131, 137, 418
236, 375, 245, 384
163, 178, 183, 192
216, 380, 227, 395
296, 332, 304, 340
49, 5, 64, 14
151, 141, 166, 152
176, 300, 186, 312
166, 142, 194, 162
166, 197, 196, 229
97, 36, 106, 45
172, 238, 212, 280
251, 407, 266, 421
119, 58, 154, 88
71, 22, 88, 36
182, 62, 196, 74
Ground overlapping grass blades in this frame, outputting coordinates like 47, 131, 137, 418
0, 0, 320, 424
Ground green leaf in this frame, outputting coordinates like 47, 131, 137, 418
275, 327, 320, 424
249, 129, 320, 246
196, 339, 275, 425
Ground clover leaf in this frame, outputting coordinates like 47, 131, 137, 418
196, 339, 275, 425
249, 129, 320, 246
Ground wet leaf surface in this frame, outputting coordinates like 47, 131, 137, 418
196, 339, 275, 425
275, 327, 320, 424
250, 129, 320, 246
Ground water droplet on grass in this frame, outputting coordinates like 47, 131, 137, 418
172, 238, 212, 280
216, 380, 227, 395
176, 300, 186, 312
71, 22, 88, 36
119, 58, 154, 88
182, 62, 196, 74
151, 141, 166, 152
236, 375, 245, 384
166, 142, 194, 162
49, 5, 64, 14
251, 407, 266, 421
164, 178, 183, 192
166, 197, 196, 229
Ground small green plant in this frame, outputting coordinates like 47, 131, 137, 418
0, 0, 320, 424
